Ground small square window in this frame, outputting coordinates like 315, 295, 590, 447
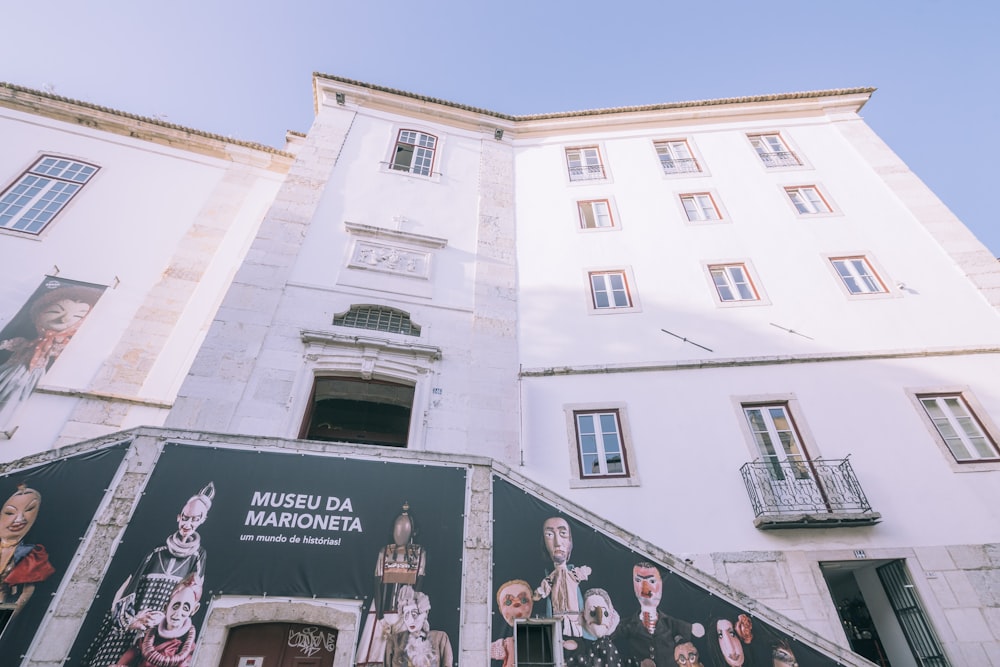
565, 147, 605, 181
680, 193, 722, 222
749, 134, 801, 168
390, 130, 437, 176
589, 271, 632, 309
830, 256, 887, 295
918, 394, 1000, 462
654, 140, 701, 174
515, 622, 557, 667
0, 156, 99, 234
577, 199, 615, 229
785, 186, 831, 214
709, 264, 759, 302
574, 410, 629, 478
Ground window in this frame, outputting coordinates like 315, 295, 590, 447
0, 156, 98, 234
565, 147, 605, 181
589, 271, 632, 309
743, 404, 812, 480
574, 411, 629, 477
830, 256, 887, 294
918, 395, 999, 462
709, 264, 759, 302
680, 193, 722, 222
391, 130, 437, 176
654, 140, 701, 174
785, 186, 831, 214
300, 377, 414, 447
749, 134, 801, 167
577, 199, 614, 229
515, 622, 557, 667
332, 305, 421, 336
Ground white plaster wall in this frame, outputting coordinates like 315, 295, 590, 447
291, 108, 485, 311
0, 107, 286, 460
514, 113, 1000, 369
518, 353, 1000, 555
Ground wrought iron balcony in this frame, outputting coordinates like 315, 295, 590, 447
757, 151, 801, 168
568, 164, 606, 181
740, 457, 880, 529
659, 157, 702, 174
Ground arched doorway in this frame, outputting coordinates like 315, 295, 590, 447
219, 622, 338, 667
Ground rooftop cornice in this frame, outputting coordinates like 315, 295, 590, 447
313, 72, 876, 128
0, 82, 295, 169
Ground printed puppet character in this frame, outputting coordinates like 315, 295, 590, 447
613, 562, 704, 667
0, 484, 55, 618
567, 587, 623, 667
384, 584, 454, 667
489, 579, 534, 667
113, 575, 202, 667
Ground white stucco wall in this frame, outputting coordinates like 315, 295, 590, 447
0, 101, 288, 460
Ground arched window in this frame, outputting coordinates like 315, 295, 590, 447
332, 305, 421, 336
390, 130, 437, 176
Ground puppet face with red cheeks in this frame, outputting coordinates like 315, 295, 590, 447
499, 583, 533, 625
633, 565, 662, 607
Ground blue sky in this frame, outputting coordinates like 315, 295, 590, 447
3, 1, 997, 255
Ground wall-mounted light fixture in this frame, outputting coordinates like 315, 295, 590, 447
335, 92, 346, 105
494, 128, 504, 141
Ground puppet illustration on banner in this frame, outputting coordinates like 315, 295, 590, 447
0, 276, 105, 427
356, 502, 427, 666
81, 482, 214, 667
491, 477, 850, 667
0, 483, 55, 618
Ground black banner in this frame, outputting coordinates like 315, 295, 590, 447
492, 477, 839, 667
69, 443, 467, 667
0, 444, 127, 659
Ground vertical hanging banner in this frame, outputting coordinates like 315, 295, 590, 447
69, 443, 467, 667
0, 276, 106, 426
0, 444, 127, 660
491, 477, 842, 667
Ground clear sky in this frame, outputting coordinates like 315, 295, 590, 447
3, 1, 997, 255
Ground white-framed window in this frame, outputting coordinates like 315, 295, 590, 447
743, 403, 813, 480
654, 140, 701, 174
577, 199, 615, 229
589, 271, 632, 309
390, 130, 438, 176
785, 186, 832, 214
565, 146, 606, 181
680, 193, 722, 222
0, 156, 99, 234
564, 402, 639, 489
749, 133, 801, 168
574, 410, 629, 478
830, 256, 887, 295
918, 394, 1000, 462
708, 263, 759, 302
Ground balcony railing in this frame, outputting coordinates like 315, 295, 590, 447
757, 151, 801, 168
659, 157, 701, 174
568, 164, 606, 181
740, 457, 880, 529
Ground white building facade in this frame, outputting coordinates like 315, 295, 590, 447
0, 83, 292, 461
1, 75, 998, 666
